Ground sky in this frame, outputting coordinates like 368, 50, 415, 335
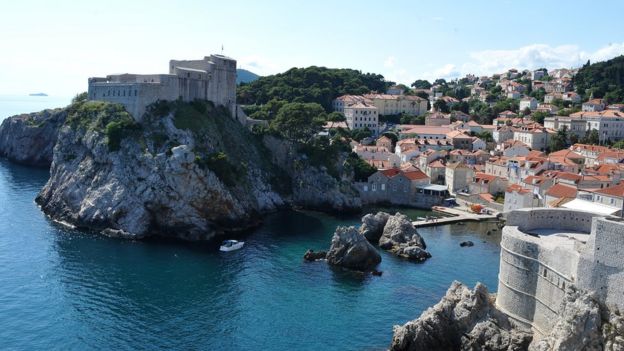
2, 0, 624, 97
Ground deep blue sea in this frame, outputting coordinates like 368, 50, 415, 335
0, 97, 502, 350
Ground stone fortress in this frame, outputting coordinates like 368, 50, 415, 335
498, 208, 624, 340
87, 54, 238, 121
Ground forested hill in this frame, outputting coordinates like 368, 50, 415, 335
236, 66, 393, 110
575, 55, 624, 103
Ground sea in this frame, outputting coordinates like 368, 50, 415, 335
0, 96, 502, 350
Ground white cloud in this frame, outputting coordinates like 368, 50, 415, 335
384, 56, 396, 68
459, 43, 624, 77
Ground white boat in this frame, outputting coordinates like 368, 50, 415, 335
219, 240, 244, 252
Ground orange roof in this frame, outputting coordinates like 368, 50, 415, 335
478, 193, 495, 202
507, 184, 532, 194
428, 160, 446, 168
380, 168, 402, 177
474, 172, 499, 184
403, 169, 430, 180
594, 182, 624, 198
545, 183, 578, 199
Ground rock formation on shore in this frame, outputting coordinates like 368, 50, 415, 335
378, 213, 430, 262
359, 211, 391, 242
0, 108, 67, 167
10, 98, 362, 240
326, 226, 381, 271
390, 281, 624, 351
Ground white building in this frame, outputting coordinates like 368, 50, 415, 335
519, 97, 538, 111
344, 102, 379, 133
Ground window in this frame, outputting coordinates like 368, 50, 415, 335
381, 184, 386, 191
372, 183, 377, 191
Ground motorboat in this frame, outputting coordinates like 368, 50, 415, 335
219, 240, 244, 252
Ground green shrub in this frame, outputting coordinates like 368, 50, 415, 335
195, 152, 242, 187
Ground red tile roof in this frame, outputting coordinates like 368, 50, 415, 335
545, 183, 578, 199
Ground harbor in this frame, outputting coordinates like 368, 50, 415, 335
412, 206, 499, 228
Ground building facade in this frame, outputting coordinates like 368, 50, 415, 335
88, 54, 237, 121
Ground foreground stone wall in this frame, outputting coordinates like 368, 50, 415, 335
498, 208, 624, 341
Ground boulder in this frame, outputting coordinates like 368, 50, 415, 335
390, 281, 532, 351
303, 249, 327, 261
359, 211, 391, 242
460, 241, 474, 247
326, 226, 381, 271
379, 213, 430, 261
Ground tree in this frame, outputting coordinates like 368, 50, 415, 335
270, 102, 326, 142
351, 127, 373, 142
433, 99, 450, 113
522, 107, 532, 116
549, 126, 568, 152
476, 131, 494, 143
411, 79, 432, 89
531, 111, 549, 125
613, 140, 624, 149
580, 129, 600, 145
327, 111, 346, 122
381, 132, 398, 144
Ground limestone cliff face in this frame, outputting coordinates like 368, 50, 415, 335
33, 100, 360, 240
0, 109, 67, 167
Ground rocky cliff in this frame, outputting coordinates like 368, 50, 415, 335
27, 99, 360, 240
0, 108, 67, 167
390, 281, 624, 351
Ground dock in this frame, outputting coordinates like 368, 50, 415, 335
412, 206, 499, 228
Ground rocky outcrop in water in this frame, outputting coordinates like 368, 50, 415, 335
0, 108, 67, 167
33, 99, 361, 240
303, 249, 327, 261
379, 213, 430, 262
390, 281, 532, 351
390, 281, 624, 351
359, 211, 390, 242
326, 226, 381, 271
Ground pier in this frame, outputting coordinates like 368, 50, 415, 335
413, 206, 499, 228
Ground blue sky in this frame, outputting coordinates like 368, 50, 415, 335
2, 0, 624, 97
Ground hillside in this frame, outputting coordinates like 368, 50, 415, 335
236, 66, 393, 110
3, 98, 361, 240
236, 69, 260, 84
574, 55, 624, 103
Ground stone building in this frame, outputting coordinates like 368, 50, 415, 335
88, 54, 237, 121
498, 208, 624, 340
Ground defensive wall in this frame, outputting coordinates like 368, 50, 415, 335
497, 208, 624, 339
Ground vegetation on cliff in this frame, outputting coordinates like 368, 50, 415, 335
237, 66, 392, 110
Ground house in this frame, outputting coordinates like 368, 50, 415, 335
359, 167, 433, 206
344, 102, 379, 133
531, 69, 546, 81
562, 92, 581, 103
332, 95, 373, 113
425, 159, 446, 184
493, 126, 515, 143
504, 184, 538, 213
543, 116, 588, 139
507, 91, 522, 100
607, 104, 624, 112
567, 110, 624, 142
425, 112, 451, 126
519, 97, 538, 111
513, 126, 550, 151
398, 125, 451, 140
547, 149, 585, 173
544, 183, 578, 205
471, 137, 486, 151
376, 135, 393, 152
363, 94, 428, 116
582, 99, 605, 112
466, 120, 484, 134
446, 130, 473, 150
536, 103, 559, 115
544, 93, 562, 104
353, 144, 400, 169
499, 140, 530, 157
470, 172, 508, 195
498, 110, 518, 119
589, 181, 624, 209
445, 162, 474, 195
449, 149, 475, 164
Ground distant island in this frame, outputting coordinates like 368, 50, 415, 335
29, 93, 48, 97
236, 69, 259, 84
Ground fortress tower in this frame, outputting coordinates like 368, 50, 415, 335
87, 54, 237, 121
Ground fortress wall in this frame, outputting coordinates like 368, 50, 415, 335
497, 224, 578, 337
577, 217, 624, 311
505, 208, 597, 233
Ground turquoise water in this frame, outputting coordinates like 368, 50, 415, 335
0, 159, 502, 350
0, 97, 503, 350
